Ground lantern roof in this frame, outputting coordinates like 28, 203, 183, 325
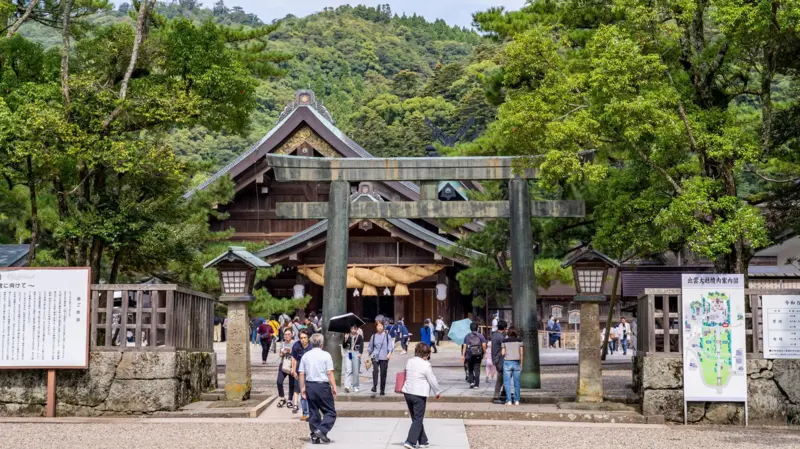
204, 246, 270, 269
561, 247, 619, 269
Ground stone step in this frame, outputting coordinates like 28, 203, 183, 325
153, 396, 275, 418
331, 392, 638, 405
330, 402, 663, 425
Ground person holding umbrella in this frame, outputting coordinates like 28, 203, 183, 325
342, 324, 364, 393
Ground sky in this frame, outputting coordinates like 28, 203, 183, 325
142, 1, 529, 28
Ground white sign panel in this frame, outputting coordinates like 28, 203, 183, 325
682, 274, 747, 402
0, 268, 90, 369
761, 296, 800, 359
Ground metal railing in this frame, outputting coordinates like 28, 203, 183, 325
636, 288, 800, 357
90, 284, 216, 352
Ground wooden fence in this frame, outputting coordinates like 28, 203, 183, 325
90, 284, 216, 352
636, 288, 800, 356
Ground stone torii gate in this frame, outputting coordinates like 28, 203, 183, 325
266, 155, 585, 388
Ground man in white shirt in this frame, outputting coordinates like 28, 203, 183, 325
299, 333, 338, 444
491, 314, 499, 333
617, 317, 632, 356
434, 317, 448, 344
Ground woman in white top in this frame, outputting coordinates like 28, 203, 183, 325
401, 342, 442, 449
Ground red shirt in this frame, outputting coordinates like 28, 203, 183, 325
258, 323, 273, 339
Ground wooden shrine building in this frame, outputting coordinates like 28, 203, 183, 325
186, 91, 480, 332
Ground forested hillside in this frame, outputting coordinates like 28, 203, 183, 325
19, 1, 501, 173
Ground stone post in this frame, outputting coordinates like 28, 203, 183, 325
509, 178, 541, 389
322, 180, 349, 384
577, 301, 603, 402
220, 296, 251, 401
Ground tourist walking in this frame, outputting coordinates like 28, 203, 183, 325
401, 342, 443, 449
491, 320, 508, 404
305, 316, 320, 334
342, 324, 364, 393
250, 317, 261, 345
257, 319, 274, 364
291, 329, 313, 420
428, 319, 438, 353
269, 316, 280, 352
368, 321, 393, 396
549, 318, 562, 348
609, 324, 619, 354
276, 328, 297, 409
434, 316, 448, 344
395, 319, 410, 354
461, 322, 487, 389
299, 333, 338, 444
491, 313, 499, 332
618, 317, 632, 355
420, 319, 434, 357
502, 328, 523, 405
213, 316, 221, 342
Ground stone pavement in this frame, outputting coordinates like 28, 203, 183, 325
303, 417, 470, 449
217, 340, 636, 402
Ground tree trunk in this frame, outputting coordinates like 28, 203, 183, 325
600, 269, 620, 361
102, 0, 156, 131
109, 250, 122, 284
60, 0, 74, 116
6, 0, 40, 38
89, 237, 104, 283
25, 156, 38, 264
53, 174, 74, 265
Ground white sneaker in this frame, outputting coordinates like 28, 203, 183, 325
344, 386, 351, 393
505, 402, 511, 406
354, 387, 360, 392
514, 401, 520, 406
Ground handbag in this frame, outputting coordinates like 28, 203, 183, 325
280, 355, 293, 374
365, 357, 373, 370
394, 370, 406, 394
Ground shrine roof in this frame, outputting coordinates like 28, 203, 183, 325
0, 244, 30, 267
255, 194, 482, 264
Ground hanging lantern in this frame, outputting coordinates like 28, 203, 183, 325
436, 283, 447, 301
293, 284, 305, 299
353, 288, 360, 297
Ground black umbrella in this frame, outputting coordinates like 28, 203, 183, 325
328, 313, 365, 333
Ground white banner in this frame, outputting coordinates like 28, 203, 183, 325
0, 268, 90, 369
682, 274, 747, 402
761, 295, 800, 359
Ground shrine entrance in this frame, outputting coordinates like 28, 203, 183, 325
266, 154, 585, 388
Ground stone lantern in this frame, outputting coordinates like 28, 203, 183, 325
205, 246, 269, 401
562, 248, 618, 403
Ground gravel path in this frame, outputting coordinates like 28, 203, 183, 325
467, 424, 800, 449
0, 422, 310, 449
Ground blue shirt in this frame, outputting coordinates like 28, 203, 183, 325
368, 331, 393, 360
298, 348, 334, 382
291, 341, 312, 363
420, 325, 432, 345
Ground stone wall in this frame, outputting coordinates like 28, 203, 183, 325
634, 355, 800, 425
0, 351, 216, 416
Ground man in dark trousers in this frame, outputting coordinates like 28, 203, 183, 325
461, 322, 487, 389
299, 333, 338, 444
491, 320, 508, 404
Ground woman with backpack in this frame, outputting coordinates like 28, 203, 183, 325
256, 319, 274, 364
276, 328, 297, 409
368, 321, 393, 396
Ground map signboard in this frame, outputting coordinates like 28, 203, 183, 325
0, 268, 90, 369
761, 295, 800, 359
681, 274, 747, 402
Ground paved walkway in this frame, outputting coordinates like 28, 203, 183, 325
217, 341, 635, 401
303, 418, 469, 449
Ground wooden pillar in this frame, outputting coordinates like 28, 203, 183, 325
509, 178, 541, 389
394, 295, 405, 322
322, 180, 349, 384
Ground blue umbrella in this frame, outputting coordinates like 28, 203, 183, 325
447, 318, 473, 346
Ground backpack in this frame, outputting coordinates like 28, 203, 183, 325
466, 332, 483, 357
388, 325, 398, 339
